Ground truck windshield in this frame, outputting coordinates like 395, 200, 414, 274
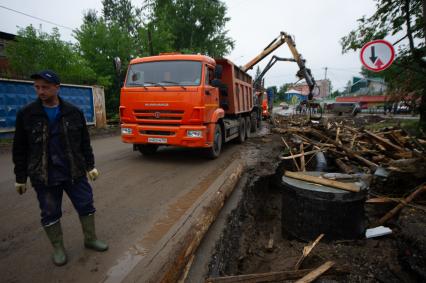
126, 60, 202, 87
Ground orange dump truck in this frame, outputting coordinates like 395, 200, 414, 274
119, 54, 260, 158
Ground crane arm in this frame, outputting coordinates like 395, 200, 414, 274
241, 32, 290, 72
243, 31, 317, 100
253, 55, 295, 90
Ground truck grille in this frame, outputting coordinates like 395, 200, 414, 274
140, 130, 175, 136
133, 109, 184, 124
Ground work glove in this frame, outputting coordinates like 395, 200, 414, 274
88, 168, 100, 181
15, 182, 27, 195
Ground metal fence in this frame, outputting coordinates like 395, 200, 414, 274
1, 78, 97, 134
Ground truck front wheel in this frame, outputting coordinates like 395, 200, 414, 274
206, 124, 222, 159
138, 144, 159, 155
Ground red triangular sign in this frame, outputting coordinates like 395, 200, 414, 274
375, 58, 384, 68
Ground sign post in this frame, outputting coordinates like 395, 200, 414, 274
360, 40, 395, 72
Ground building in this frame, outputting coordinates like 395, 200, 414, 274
284, 89, 308, 105
0, 31, 16, 75
292, 79, 331, 98
336, 95, 387, 110
350, 77, 387, 95
336, 76, 388, 110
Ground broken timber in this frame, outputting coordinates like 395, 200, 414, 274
205, 265, 347, 283
309, 128, 379, 170
284, 171, 361, 193
364, 129, 405, 152
294, 261, 335, 283
280, 149, 323, 160
281, 137, 300, 171
295, 234, 324, 270
373, 184, 426, 227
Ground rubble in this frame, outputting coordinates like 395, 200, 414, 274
206, 114, 426, 282
273, 114, 426, 176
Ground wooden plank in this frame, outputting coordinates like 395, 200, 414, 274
366, 197, 400, 204
294, 261, 335, 283
335, 159, 353, 174
284, 171, 360, 193
300, 143, 306, 172
281, 137, 300, 171
364, 130, 405, 152
335, 127, 341, 145
295, 234, 324, 270
280, 149, 322, 160
350, 134, 357, 150
387, 133, 406, 148
205, 266, 347, 283
373, 184, 426, 227
343, 125, 359, 134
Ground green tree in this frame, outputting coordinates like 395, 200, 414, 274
74, 1, 142, 116
5, 25, 97, 84
341, 0, 426, 132
145, 0, 234, 57
74, 0, 235, 117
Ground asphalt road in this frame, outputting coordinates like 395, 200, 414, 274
0, 135, 241, 283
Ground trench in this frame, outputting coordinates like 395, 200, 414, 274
206, 156, 425, 282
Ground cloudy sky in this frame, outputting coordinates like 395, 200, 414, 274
0, 0, 390, 91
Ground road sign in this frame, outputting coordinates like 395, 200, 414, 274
360, 40, 395, 72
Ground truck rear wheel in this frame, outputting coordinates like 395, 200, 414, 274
245, 116, 251, 138
250, 112, 258, 133
138, 144, 159, 155
237, 117, 246, 144
206, 124, 222, 159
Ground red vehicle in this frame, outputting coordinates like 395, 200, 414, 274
119, 54, 259, 158
261, 96, 270, 119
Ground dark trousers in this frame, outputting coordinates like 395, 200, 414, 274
34, 178, 96, 226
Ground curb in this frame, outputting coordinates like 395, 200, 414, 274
102, 159, 244, 283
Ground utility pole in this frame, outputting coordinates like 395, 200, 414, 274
323, 67, 328, 80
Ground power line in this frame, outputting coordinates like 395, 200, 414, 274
0, 5, 74, 31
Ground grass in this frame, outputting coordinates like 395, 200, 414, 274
365, 119, 422, 137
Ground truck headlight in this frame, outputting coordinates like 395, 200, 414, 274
121, 127, 133, 135
187, 130, 202, 138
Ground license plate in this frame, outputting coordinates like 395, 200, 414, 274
148, 137, 167, 144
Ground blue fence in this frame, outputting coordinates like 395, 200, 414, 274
0, 79, 95, 134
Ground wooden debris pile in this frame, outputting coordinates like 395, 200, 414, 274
273, 118, 426, 175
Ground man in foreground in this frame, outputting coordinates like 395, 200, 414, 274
12, 70, 108, 266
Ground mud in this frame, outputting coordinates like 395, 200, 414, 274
207, 130, 426, 282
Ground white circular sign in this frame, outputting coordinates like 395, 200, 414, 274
360, 40, 395, 72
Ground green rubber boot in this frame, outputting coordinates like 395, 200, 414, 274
79, 214, 108, 252
44, 222, 67, 266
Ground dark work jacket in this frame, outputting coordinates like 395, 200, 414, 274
12, 97, 95, 186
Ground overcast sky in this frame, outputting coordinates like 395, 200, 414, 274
0, 0, 387, 91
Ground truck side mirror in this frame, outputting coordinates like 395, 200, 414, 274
214, 65, 223, 79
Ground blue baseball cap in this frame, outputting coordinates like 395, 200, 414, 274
30, 70, 61, 84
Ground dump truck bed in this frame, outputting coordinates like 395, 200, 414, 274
215, 58, 253, 115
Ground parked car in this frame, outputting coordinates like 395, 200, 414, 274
328, 102, 360, 116
280, 102, 289, 110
